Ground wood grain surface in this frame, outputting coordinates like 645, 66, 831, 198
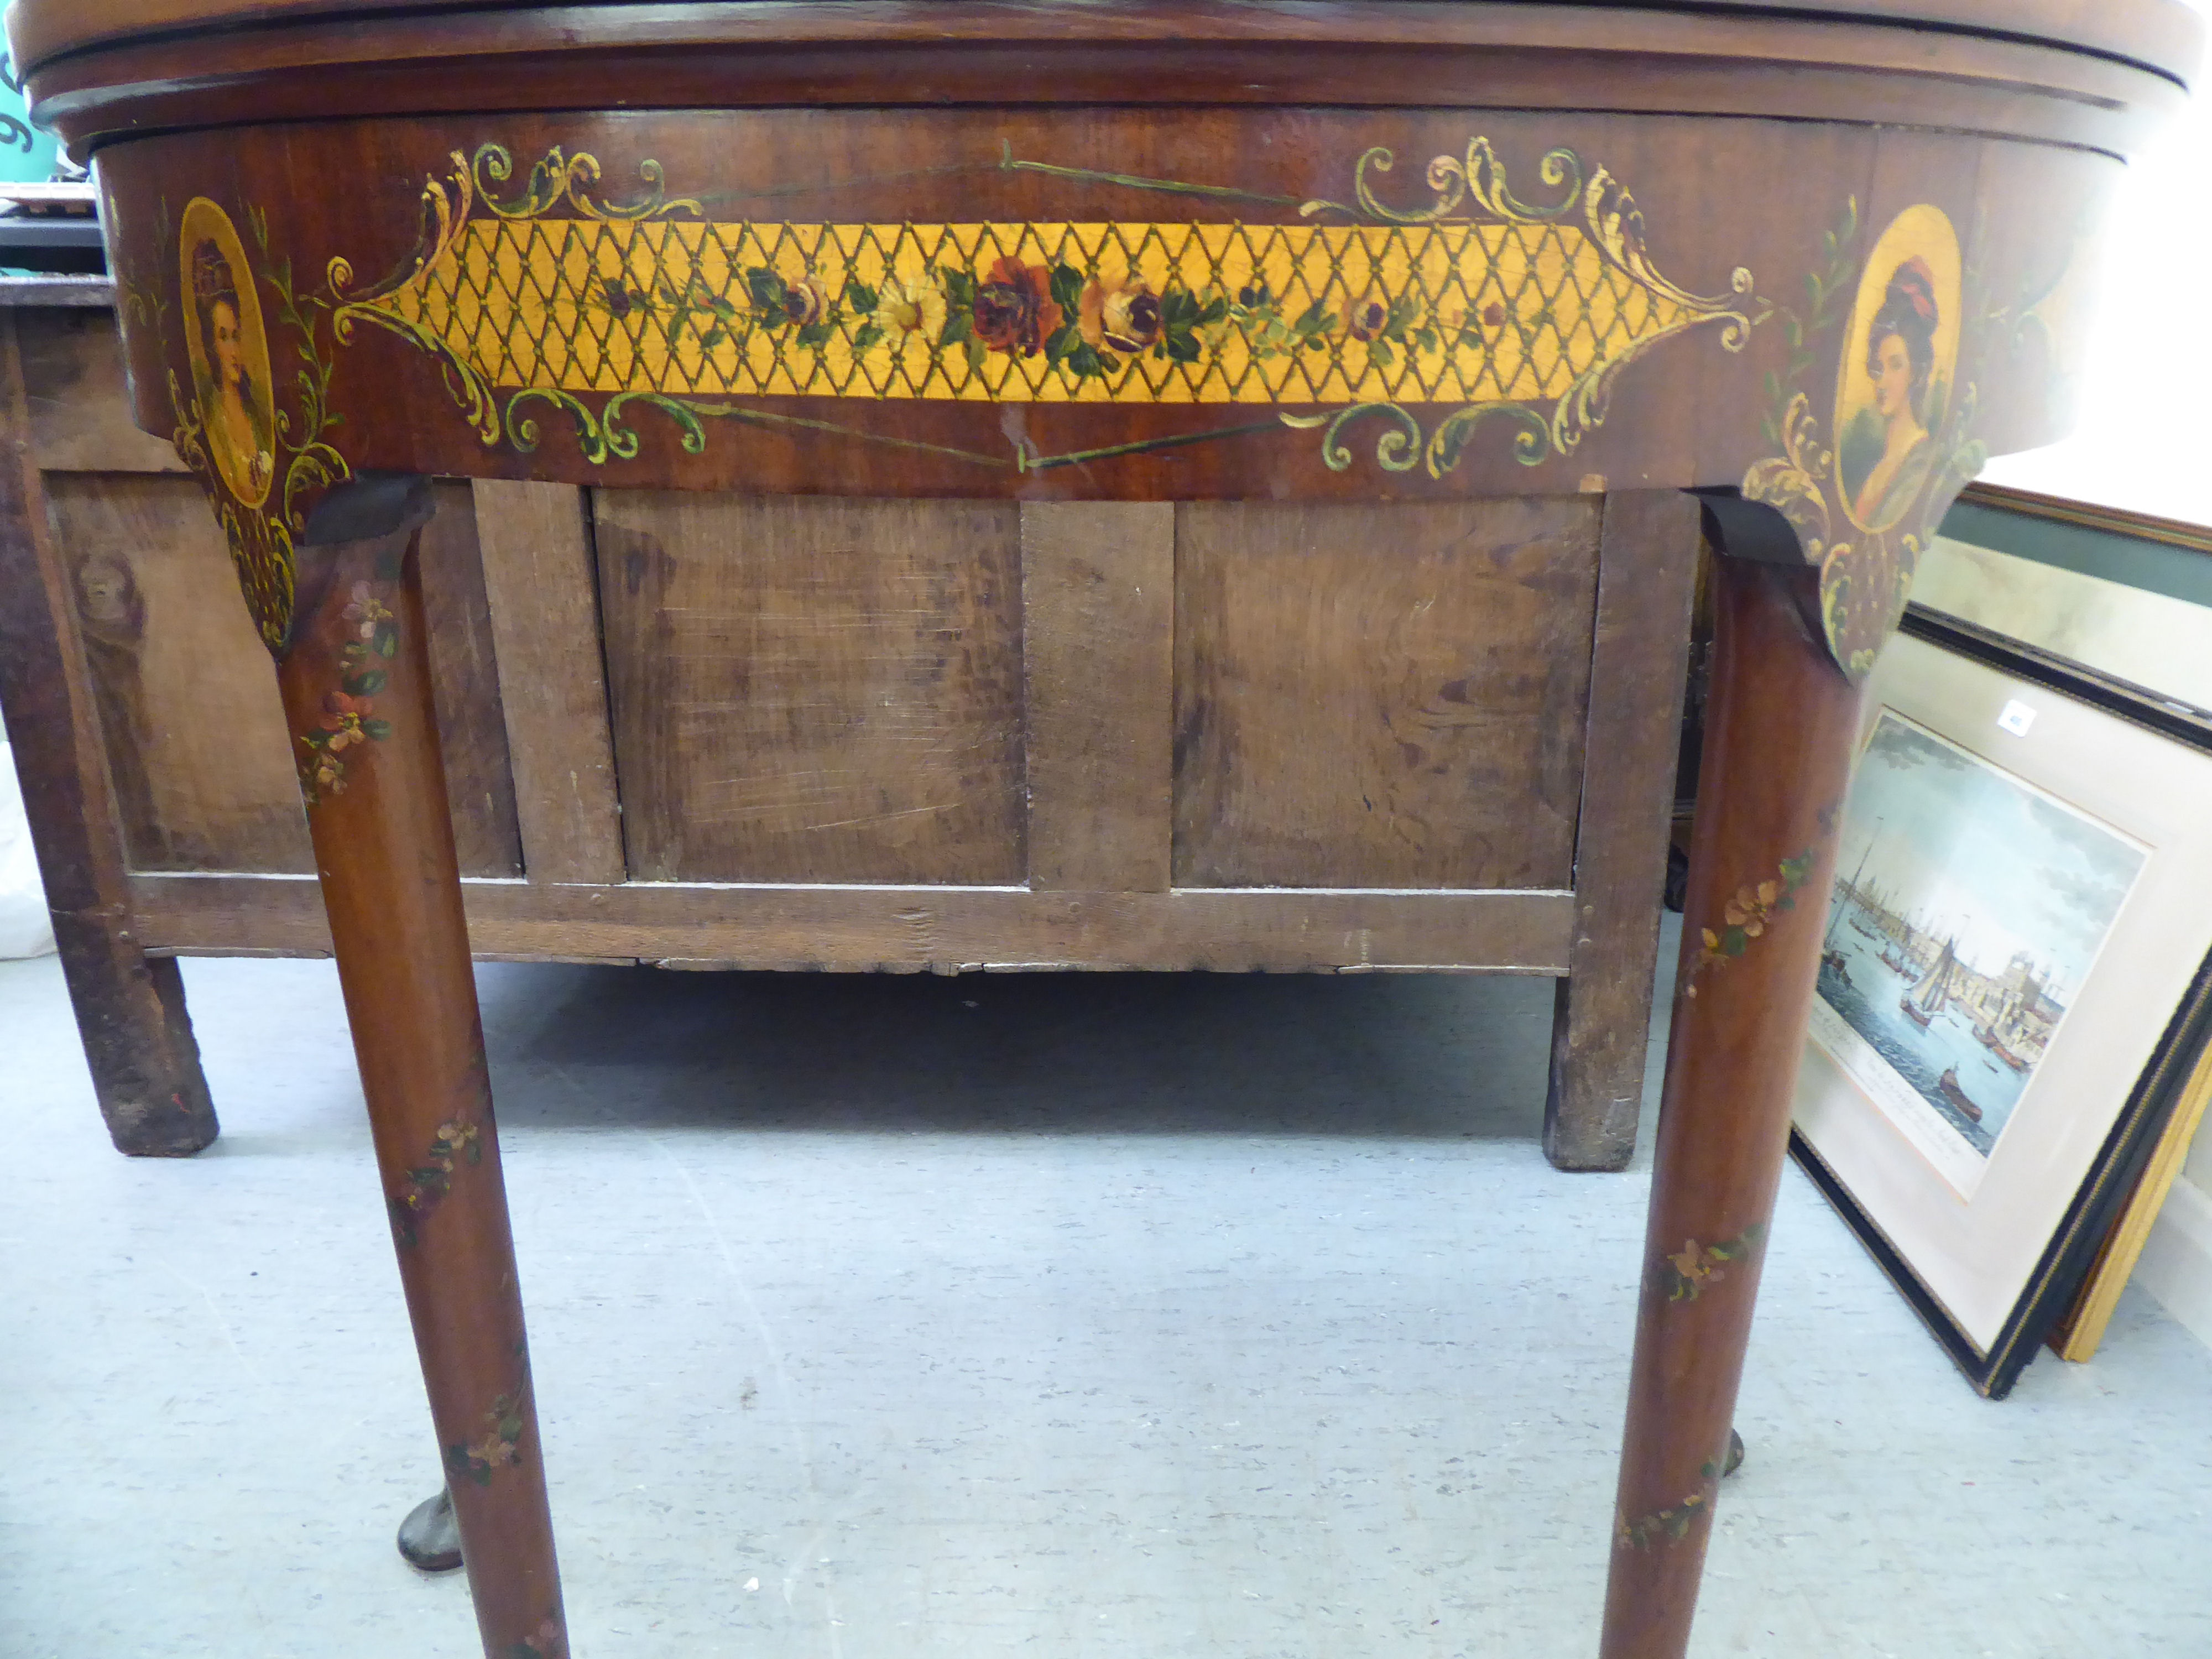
1545, 490, 1703, 1170
17, 310, 186, 473
12, 8, 2184, 1650
38, 472, 523, 877
44, 472, 310, 871
1021, 501, 1175, 893
1173, 497, 1600, 889
127, 870, 1578, 973
0, 314, 217, 1154
593, 491, 1027, 884
468, 480, 616, 882
409, 482, 525, 879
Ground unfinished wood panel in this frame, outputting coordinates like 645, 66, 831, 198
1545, 490, 1703, 1171
1021, 501, 1174, 892
470, 479, 620, 883
414, 481, 525, 877
16, 310, 188, 474
45, 472, 309, 870
0, 313, 217, 1155
1173, 498, 1603, 890
43, 473, 521, 875
128, 870, 1576, 973
594, 491, 1026, 884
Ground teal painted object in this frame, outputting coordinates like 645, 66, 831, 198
1938, 496, 2212, 611
0, 56, 58, 184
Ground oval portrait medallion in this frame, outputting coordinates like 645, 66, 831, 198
1834, 204, 1962, 535
178, 196, 277, 510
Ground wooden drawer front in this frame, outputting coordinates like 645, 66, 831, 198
48, 469, 522, 878
593, 492, 1027, 884
1172, 498, 1601, 890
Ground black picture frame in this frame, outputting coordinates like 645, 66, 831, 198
1789, 604, 2212, 1399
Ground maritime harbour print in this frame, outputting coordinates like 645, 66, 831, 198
1806, 712, 2143, 1193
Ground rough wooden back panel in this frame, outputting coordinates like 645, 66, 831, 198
42, 472, 310, 870
591, 491, 1029, 884
22, 311, 1610, 905
17, 309, 187, 475
410, 487, 526, 878
1173, 498, 1601, 889
36, 451, 524, 876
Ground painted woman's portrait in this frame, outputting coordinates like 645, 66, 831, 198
1835, 205, 1961, 534
178, 198, 275, 509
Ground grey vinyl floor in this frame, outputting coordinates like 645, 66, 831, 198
4, 919, 2209, 1659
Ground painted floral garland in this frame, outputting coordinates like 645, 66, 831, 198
320, 138, 1763, 479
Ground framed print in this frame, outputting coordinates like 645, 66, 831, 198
1791, 607, 2212, 1399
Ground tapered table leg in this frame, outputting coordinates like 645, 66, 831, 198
275, 478, 566, 1659
1598, 552, 1864, 1659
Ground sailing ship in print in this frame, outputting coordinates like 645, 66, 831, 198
1803, 712, 2146, 1161
1898, 935, 1958, 1029
1819, 834, 1880, 989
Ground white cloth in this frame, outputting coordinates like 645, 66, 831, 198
0, 738, 58, 959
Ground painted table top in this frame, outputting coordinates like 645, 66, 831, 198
6, 0, 2203, 84
9, 3, 2200, 677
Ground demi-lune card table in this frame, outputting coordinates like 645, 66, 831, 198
4, 2, 2197, 1653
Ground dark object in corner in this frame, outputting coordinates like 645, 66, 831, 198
398, 1487, 463, 1574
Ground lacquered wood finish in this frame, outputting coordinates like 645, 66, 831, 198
17, 0, 2201, 80
1603, 549, 1862, 1654
91, 109, 2114, 520
14, 2, 2197, 159
275, 484, 565, 1658
11, 1, 2194, 1653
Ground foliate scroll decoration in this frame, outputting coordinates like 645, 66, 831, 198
1741, 200, 1988, 680
298, 136, 1762, 477
1291, 136, 1763, 476
325, 143, 716, 462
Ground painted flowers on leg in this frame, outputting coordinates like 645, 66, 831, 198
445, 1387, 527, 1486
1655, 1222, 1768, 1303
1616, 1453, 1728, 1551
388, 1115, 484, 1248
1686, 847, 1817, 991
508, 1619, 569, 1659
296, 580, 397, 805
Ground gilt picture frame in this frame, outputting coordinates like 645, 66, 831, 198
1791, 608, 2212, 1398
